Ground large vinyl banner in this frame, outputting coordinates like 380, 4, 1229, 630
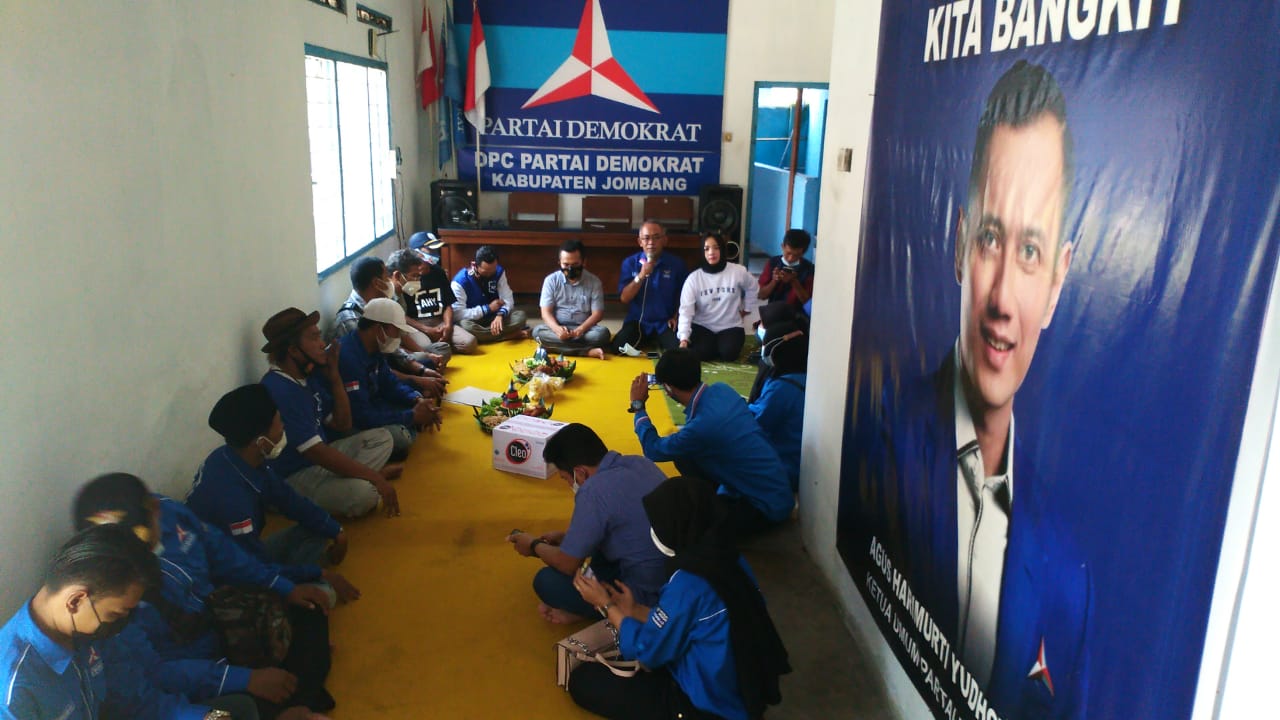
837, 2, 1280, 719
453, 0, 728, 195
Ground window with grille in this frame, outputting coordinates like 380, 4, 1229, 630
304, 45, 395, 275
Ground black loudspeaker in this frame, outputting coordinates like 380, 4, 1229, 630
431, 180, 479, 231
698, 184, 743, 237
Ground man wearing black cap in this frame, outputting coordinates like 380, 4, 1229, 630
387, 248, 459, 362
258, 308, 400, 519
187, 384, 361, 607
401, 233, 478, 354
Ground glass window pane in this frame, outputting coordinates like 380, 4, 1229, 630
367, 67, 393, 237
305, 56, 345, 271
304, 50, 395, 274
337, 62, 374, 253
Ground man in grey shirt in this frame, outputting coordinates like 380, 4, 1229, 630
533, 239, 610, 358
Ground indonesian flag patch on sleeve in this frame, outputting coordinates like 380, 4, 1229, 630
344, 381, 360, 393
229, 519, 254, 536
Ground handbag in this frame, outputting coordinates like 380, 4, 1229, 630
206, 586, 293, 668
555, 619, 643, 690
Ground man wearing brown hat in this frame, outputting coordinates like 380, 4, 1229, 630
258, 308, 400, 518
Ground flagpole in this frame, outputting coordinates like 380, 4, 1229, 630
474, 128, 482, 224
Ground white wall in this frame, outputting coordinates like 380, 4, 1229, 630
795, 1, 933, 716
0, 0, 426, 615
474, 0, 836, 228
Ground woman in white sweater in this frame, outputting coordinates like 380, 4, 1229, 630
677, 233, 758, 362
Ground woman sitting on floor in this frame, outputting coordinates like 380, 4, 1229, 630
676, 233, 758, 362
569, 476, 791, 720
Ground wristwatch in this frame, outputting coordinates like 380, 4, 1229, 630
628, 400, 646, 414
204, 711, 232, 720
529, 538, 546, 554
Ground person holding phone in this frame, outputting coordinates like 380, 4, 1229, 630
757, 229, 815, 310
505, 424, 667, 625
568, 475, 790, 720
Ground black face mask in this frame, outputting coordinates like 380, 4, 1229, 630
71, 596, 131, 646
562, 265, 583, 280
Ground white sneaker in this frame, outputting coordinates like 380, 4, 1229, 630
620, 343, 644, 357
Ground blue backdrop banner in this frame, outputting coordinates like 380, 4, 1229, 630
837, 2, 1280, 719
452, 0, 728, 194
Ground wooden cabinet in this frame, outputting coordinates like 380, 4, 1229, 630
436, 228, 705, 297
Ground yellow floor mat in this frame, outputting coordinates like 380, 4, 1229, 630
320, 339, 679, 718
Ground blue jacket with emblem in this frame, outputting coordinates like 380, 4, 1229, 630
186, 445, 340, 583
618, 559, 761, 720
0, 601, 106, 720
132, 496, 300, 698
873, 352, 1092, 720
336, 329, 421, 431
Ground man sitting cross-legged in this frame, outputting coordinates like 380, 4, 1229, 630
400, 233, 478, 354
337, 298, 443, 459
532, 239, 610, 359
75, 473, 336, 719
506, 423, 667, 624
187, 384, 361, 610
450, 245, 530, 344
259, 307, 400, 519
334, 256, 446, 397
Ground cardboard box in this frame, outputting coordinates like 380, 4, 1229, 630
492, 414, 567, 478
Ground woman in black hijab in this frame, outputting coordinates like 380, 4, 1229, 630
675, 233, 759, 362
570, 476, 790, 720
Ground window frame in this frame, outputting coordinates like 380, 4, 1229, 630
304, 43, 397, 280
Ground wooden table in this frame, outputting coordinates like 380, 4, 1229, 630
436, 228, 705, 297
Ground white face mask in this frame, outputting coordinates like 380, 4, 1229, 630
568, 469, 582, 496
401, 280, 422, 295
378, 328, 402, 353
258, 430, 288, 460
781, 256, 800, 268
650, 527, 676, 557
382, 279, 397, 299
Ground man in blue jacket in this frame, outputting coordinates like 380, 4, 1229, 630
0, 525, 154, 720
747, 321, 808, 492
74, 473, 334, 719
187, 384, 360, 609
337, 298, 442, 457
450, 245, 529, 343
629, 349, 793, 538
612, 220, 686, 355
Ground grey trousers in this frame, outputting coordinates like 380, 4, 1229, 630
459, 309, 529, 343
283, 429, 393, 518
531, 323, 611, 356
412, 316, 479, 354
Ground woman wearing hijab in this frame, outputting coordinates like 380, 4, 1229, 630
570, 476, 790, 720
676, 234, 759, 362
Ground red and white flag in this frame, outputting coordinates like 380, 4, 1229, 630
463, 0, 490, 132
417, 4, 441, 108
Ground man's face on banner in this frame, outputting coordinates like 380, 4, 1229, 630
957, 113, 1073, 416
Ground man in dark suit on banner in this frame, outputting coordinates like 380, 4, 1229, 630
882, 61, 1091, 719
